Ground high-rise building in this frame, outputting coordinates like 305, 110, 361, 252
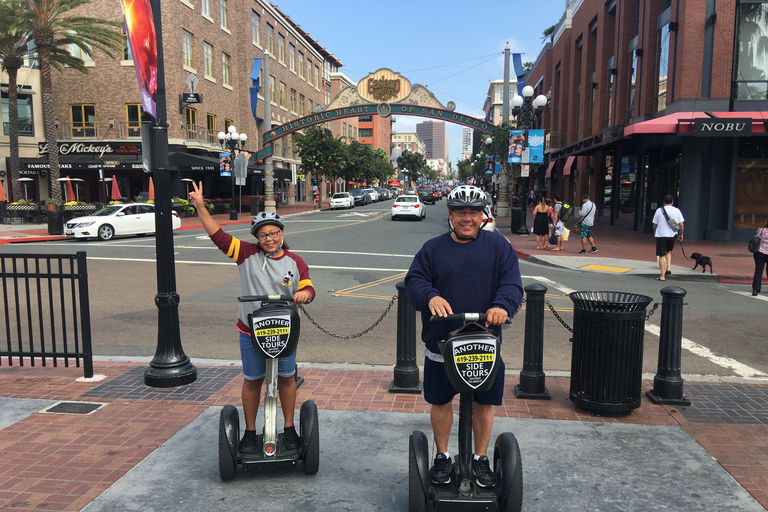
415, 121, 445, 161
462, 127, 472, 161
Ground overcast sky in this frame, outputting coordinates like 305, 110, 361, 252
271, 0, 566, 165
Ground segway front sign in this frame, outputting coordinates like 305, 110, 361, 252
451, 339, 496, 390
251, 313, 293, 358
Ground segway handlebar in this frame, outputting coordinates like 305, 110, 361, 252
238, 294, 295, 303
429, 313, 512, 324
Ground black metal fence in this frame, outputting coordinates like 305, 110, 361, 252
1, 251, 93, 378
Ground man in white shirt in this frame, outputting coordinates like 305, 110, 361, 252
652, 194, 685, 281
578, 194, 597, 254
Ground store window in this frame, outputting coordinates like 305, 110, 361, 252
616, 155, 637, 223
734, 140, 768, 228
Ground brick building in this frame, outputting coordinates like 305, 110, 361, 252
528, 0, 768, 241
4, 0, 343, 206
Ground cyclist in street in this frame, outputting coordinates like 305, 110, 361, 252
405, 185, 523, 489
188, 181, 315, 453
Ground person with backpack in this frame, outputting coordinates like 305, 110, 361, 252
551, 195, 567, 251
652, 194, 685, 281
577, 194, 598, 254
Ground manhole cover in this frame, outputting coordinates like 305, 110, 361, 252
716, 254, 751, 258
43, 402, 104, 415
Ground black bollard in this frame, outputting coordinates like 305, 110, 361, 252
389, 281, 423, 394
646, 286, 691, 406
515, 283, 551, 399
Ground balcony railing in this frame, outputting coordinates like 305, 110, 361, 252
183, 123, 210, 143
546, 132, 568, 151
118, 121, 142, 138
61, 122, 100, 139
3, 122, 34, 137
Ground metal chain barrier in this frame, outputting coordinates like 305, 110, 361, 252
544, 299, 661, 334
501, 298, 526, 330
297, 295, 398, 339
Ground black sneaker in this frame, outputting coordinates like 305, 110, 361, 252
430, 453, 453, 485
283, 426, 300, 450
579, 249, 587, 254
239, 430, 257, 453
472, 455, 497, 488
589, 247, 598, 253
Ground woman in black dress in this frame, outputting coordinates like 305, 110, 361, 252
532, 196, 551, 249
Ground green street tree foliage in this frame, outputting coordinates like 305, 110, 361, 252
396, 149, 432, 183
10, 0, 123, 202
293, 126, 395, 185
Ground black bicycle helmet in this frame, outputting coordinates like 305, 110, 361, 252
446, 185, 486, 210
250, 211, 284, 237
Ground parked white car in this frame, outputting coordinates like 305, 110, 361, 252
329, 192, 355, 209
64, 203, 181, 241
391, 195, 426, 221
364, 188, 379, 202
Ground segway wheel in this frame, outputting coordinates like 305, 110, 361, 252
408, 432, 428, 512
218, 409, 238, 481
301, 401, 320, 475
494, 432, 523, 512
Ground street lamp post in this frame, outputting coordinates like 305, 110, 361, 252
219, 125, 247, 220
511, 85, 548, 235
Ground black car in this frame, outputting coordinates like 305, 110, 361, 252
349, 189, 371, 206
417, 185, 437, 205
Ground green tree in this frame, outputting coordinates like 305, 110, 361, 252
19, 0, 123, 202
396, 150, 428, 184
0, 1, 29, 202
293, 125, 345, 181
542, 24, 557, 43
456, 158, 473, 182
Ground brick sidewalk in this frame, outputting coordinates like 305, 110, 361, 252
0, 362, 766, 511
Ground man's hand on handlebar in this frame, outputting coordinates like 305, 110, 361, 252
293, 290, 312, 304
428, 296, 453, 318
484, 307, 508, 327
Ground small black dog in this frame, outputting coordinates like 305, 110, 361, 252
690, 252, 713, 273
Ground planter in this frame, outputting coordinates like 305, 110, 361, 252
46, 204, 58, 211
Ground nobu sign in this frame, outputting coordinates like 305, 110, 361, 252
694, 118, 752, 137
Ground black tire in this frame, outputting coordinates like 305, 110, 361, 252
409, 434, 428, 512
97, 224, 115, 241
495, 433, 523, 512
392, 215, 397, 221
218, 410, 237, 481
301, 402, 320, 475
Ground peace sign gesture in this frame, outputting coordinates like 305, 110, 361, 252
189, 181, 204, 207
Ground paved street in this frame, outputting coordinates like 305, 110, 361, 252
1, 200, 767, 511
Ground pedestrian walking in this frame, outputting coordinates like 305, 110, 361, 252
532, 196, 551, 250
313, 188, 319, 209
551, 195, 565, 251
652, 194, 685, 281
751, 218, 768, 296
578, 194, 597, 254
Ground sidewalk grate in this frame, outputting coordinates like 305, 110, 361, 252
42, 401, 104, 415
676, 383, 768, 425
79, 366, 242, 402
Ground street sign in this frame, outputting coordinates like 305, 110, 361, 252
234, 154, 247, 178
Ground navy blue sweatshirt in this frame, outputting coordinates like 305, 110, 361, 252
405, 230, 524, 354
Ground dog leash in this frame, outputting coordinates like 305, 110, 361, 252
679, 239, 689, 260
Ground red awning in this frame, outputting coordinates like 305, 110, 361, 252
623, 111, 768, 136
563, 156, 575, 176
545, 161, 555, 178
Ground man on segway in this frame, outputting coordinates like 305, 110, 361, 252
189, 182, 315, 453
405, 185, 523, 489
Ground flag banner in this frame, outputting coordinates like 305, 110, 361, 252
485, 156, 496, 174
120, 0, 157, 118
528, 129, 545, 164
508, 130, 525, 164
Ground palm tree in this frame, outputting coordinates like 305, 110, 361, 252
0, 1, 29, 202
19, 0, 123, 202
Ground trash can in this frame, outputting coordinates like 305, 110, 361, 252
250, 198, 260, 215
569, 291, 653, 416
47, 209, 64, 235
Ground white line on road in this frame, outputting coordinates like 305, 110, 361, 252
643, 323, 768, 378
728, 289, 768, 302
525, 276, 576, 295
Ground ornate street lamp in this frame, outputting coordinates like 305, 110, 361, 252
511, 85, 548, 235
219, 125, 247, 220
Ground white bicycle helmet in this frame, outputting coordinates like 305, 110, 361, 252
446, 185, 487, 210
446, 185, 488, 240
250, 211, 284, 237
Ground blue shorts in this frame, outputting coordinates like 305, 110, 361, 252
239, 331, 297, 380
423, 356, 505, 406
579, 224, 593, 239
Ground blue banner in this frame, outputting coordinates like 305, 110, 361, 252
250, 58, 262, 125
508, 130, 525, 164
527, 129, 545, 164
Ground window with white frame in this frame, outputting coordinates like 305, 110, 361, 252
251, 11, 260, 45
289, 43, 295, 71
222, 52, 231, 86
202, 0, 210, 17
183, 30, 194, 69
298, 51, 304, 78
203, 42, 213, 77
220, 0, 229, 29
278, 34, 285, 63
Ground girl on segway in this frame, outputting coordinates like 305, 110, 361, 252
189, 181, 315, 453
